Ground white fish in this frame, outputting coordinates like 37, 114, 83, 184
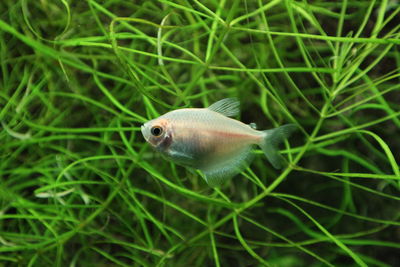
141, 98, 296, 187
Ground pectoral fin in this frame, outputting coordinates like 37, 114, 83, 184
164, 149, 195, 166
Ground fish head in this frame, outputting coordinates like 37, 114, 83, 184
141, 117, 172, 151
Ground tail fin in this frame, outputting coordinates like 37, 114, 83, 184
260, 124, 297, 169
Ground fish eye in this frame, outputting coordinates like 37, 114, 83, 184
150, 126, 163, 137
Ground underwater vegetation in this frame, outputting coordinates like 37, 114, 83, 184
0, 1, 399, 266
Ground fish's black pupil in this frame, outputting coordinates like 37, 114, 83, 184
151, 126, 162, 136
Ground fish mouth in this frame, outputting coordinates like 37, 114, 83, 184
141, 124, 149, 142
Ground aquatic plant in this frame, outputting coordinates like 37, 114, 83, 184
0, 1, 399, 266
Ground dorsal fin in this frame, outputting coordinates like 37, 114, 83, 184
207, 98, 240, 117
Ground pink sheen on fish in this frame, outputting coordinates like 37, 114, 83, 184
141, 98, 296, 187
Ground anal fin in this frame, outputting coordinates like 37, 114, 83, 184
199, 146, 253, 187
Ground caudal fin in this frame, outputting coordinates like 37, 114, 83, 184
260, 124, 297, 169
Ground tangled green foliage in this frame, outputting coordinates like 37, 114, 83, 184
0, 0, 399, 266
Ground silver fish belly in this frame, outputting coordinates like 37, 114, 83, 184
141, 98, 296, 187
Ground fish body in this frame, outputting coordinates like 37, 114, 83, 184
141, 98, 296, 186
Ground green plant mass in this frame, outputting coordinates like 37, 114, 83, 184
1, 1, 399, 266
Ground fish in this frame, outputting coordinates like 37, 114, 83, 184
141, 98, 296, 187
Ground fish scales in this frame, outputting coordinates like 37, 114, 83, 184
163, 109, 260, 168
